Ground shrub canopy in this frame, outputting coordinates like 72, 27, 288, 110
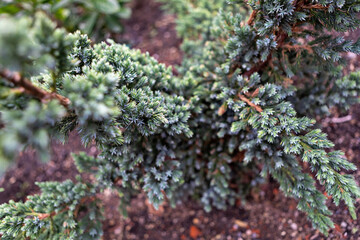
1, 0, 360, 238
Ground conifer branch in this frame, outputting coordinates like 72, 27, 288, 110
238, 93, 263, 112
243, 54, 273, 77
247, 10, 258, 25
228, 30, 288, 79
0, 69, 70, 107
36, 195, 96, 220
282, 44, 313, 53
323, 115, 352, 124
301, 4, 329, 10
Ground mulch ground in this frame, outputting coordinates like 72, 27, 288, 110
1, 0, 360, 239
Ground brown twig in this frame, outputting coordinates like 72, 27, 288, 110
243, 30, 288, 78
245, 88, 260, 98
302, 4, 329, 10
244, 54, 273, 78
282, 44, 313, 53
238, 93, 263, 113
247, 10, 258, 25
0, 69, 70, 107
323, 115, 352, 124
37, 196, 96, 220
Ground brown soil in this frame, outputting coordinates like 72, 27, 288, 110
1, 0, 360, 239
115, 0, 183, 68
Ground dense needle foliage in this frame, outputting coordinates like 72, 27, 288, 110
1, 0, 360, 238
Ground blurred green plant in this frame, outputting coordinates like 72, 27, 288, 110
0, 0, 131, 40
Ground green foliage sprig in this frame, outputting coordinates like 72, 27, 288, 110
0, 179, 101, 239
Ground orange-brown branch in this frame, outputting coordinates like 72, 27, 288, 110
282, 44, 313, 53
238, 93, 263, 113
242, 30, 288, 78
302, 4, 329, 10
0, 69, 70, 107
247, 10, 258, 25
37, 196, 96, 220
